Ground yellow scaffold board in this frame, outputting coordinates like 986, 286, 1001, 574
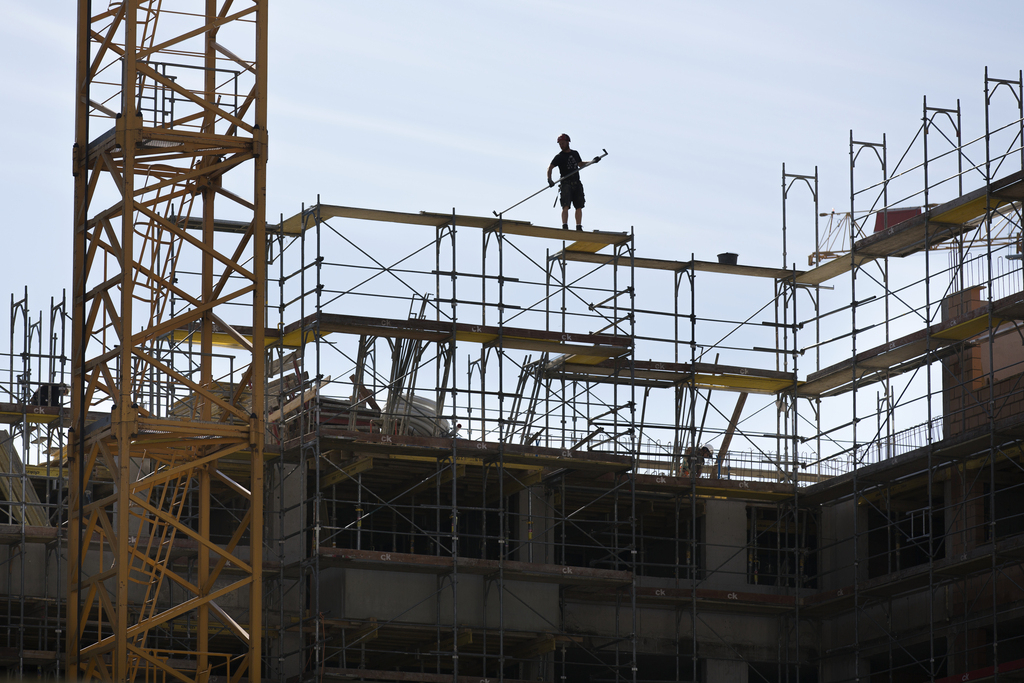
282, 205, 630, 249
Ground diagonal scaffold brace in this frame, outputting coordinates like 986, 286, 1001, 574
492, 148, 609, 218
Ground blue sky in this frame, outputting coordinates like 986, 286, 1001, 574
5, 1, 1022, 303
2, 2, 1022, 458
6, 1, 1021, 300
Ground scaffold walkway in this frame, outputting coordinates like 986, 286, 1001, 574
557, 251, 803, 280
796, 169, 1024, 286
797, 289, 1024, 397
543, 357, 797, 394
281, 205, 632, 253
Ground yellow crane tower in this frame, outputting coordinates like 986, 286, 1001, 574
70, 2, 267, 680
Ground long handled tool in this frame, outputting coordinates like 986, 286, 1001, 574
493, 148, 608, 218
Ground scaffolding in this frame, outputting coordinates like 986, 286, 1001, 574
251, 67, 1024, 683
791, 68, 1024, 681
256, 183, 823, 682
1, 28, 1023, 679
263, 205, 642, 682
0, 290, 67, 677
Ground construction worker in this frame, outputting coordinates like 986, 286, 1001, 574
682, 445, 710, 480
547, 133, 600, 230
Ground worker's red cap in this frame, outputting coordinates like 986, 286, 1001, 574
557, 133, 570, 143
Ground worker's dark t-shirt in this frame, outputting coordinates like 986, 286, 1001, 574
550, 150, 584, 185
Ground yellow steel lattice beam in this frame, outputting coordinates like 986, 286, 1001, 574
71, 2, 266, 681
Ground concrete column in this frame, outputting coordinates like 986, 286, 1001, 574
947, 464, 985, 558
941, 287, 984, 439
821, 498, 868, 588
703, 498, 747, 589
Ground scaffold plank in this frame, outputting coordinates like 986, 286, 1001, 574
544, 358, 797, 394
282, 205, 477, 232
289, 313, 633, 360
173, 314, 633, 361
557, 250, 682, 270
794, 254, 874, 286
557, 251, 804, 279
796, 293, 1024, 398
564, 234, 628, 253
0, 403, 62, 425
545, 367, 792, 393
0, 524, 59, 545
281, 204, 631, 249
682, 260, 802, 279
693, 373, 796, 394
795, 169, 1024, 286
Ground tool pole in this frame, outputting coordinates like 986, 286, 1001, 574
493, 148, 608, 218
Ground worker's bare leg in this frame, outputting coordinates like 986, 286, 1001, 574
575, 208, 583, 228
561, 206, 569, 227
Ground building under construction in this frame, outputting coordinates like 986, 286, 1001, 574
2, 5, 1024, 683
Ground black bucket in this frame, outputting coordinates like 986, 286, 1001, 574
717, 252, 738, 266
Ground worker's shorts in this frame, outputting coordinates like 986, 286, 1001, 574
560, 182, 585, 209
